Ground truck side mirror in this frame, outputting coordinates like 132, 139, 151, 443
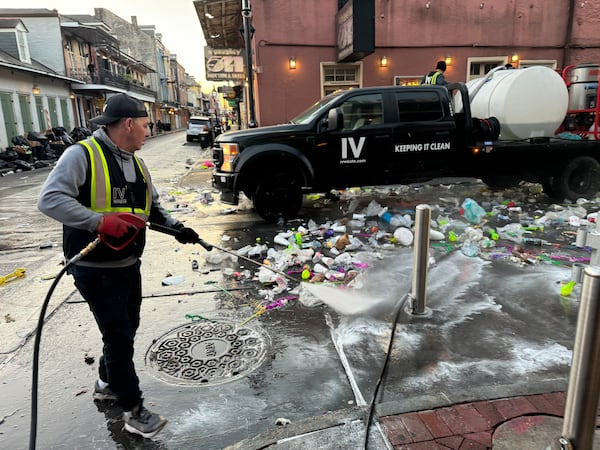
325, 108, 344, 131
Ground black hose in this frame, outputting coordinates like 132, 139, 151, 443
29, 263, 69, 450
29, 238, 100, 450
362, 293, 409, 450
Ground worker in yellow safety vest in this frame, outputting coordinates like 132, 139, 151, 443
421, 60, 448, 85
38, 93, 201, 439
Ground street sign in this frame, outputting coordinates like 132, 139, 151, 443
205, 47, 245, 81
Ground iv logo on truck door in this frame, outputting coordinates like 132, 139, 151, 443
340, 137, 367, 164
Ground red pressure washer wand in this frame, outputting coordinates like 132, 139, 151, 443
148, 222, 297, 283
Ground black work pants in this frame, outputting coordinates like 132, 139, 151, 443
71, 261, 143, 411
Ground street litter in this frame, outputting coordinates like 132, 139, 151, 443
239, 296, 298, 326
199, 184, 599, 310
0, 267, 26, 285
161, 274, 185, 286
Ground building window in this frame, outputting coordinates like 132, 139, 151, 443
467, 56, 505, 81
321, 62, 362, 96
16, 27, 31, 64
519, 60, 557, 69
394, 75, 423, 86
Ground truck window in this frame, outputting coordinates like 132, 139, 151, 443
396, 91, 443, 122
339, 93, 384, 131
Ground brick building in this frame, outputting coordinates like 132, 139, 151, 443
196, 0, 600, 127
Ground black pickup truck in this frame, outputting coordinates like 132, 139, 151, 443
212, 83, 600, 222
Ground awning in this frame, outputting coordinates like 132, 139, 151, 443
71, 84, 155, 103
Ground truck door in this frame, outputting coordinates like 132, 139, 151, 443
311, 93, 393, 186
390, 90, 456, 180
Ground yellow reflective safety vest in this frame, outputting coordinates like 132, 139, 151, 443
79, 137, 152, 218
423, 71, 441, 85
63, 137, 152, 261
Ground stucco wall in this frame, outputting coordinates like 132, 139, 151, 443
249, 0, 600, 126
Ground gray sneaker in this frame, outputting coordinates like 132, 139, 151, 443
93, 380, 117, 402
123, 404, 167, 438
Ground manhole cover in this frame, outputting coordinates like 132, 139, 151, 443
145, 320, 270, 386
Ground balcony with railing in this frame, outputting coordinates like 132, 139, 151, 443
67, 66, 157, 98
98, 69, 156, 97
66, 66, 92, 83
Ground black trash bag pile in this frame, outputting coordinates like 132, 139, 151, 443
1, 126, 93, 176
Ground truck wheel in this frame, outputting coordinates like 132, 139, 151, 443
555, 156, 600, 201
252, 171, 303, 222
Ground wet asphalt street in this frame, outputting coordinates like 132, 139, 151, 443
0, 131, 595, 449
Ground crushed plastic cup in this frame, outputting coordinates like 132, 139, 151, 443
393, 227, 413, 246
331, 224, 346, 233
313, 263, 328, 274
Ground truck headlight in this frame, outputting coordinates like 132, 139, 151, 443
221, 143, 239, 172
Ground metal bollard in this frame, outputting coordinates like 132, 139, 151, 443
555, 266, 600, 449
408, 204, 432, 317
587, 219, 600, 266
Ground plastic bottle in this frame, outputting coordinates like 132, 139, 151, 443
461, 241, 479, 257
521, 237, 548, 246
378, 207, 393, 223
390, 214, 412, 228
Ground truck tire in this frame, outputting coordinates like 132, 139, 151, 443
252, 170, 303, 222
554, 156, 600, 201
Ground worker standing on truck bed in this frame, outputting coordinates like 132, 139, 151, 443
421, 60, 449, 85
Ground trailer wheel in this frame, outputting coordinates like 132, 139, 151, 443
555, 156, 600, 201
252, 170, 303, 222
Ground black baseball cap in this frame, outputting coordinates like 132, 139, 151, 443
91, 94, 148, 125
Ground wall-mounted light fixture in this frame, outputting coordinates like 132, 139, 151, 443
289, 57, 296, 70
511, 53, 519, 63
444, 55, 453, 66
69, 93, 75, 99
379, 56, 388, 68
425, 2, 431, 9
32, 84, 40, 95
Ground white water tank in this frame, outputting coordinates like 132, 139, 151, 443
467, 66, 569, 140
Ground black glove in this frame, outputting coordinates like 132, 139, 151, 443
173, 223, 199, 244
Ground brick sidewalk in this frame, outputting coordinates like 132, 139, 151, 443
381, 391, 569, 449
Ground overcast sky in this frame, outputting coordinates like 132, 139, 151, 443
16, 1, 208, 84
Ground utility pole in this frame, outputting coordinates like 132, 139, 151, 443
241, 0, 258, 127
